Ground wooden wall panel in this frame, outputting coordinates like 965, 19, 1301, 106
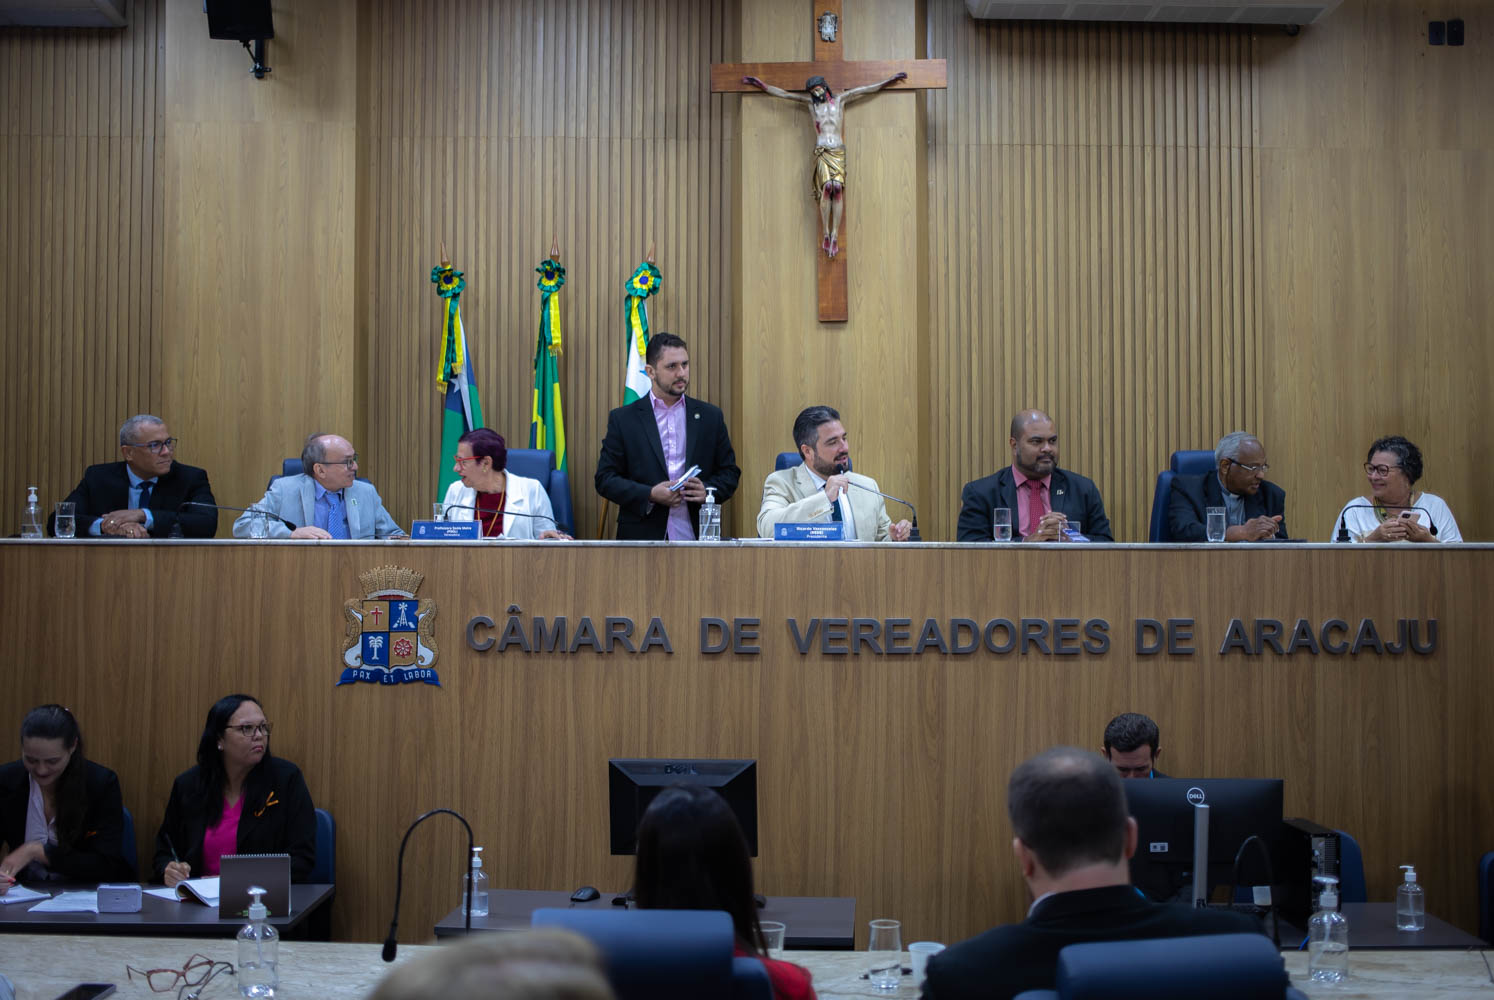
0, 6, 163, 529
923, 10, 1261, 541
357, 0, 738, 537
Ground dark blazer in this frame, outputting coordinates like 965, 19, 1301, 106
0, 759, 135, 882
1168, 471, 1288, 541
957, 467, 1114, 542
594, 395, 741, 540
920, 884, 1263, 1000
151, 756, 316, 882
55, 461, 218, 538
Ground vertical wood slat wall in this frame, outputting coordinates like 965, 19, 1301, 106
923, 12, 1260, 541
358, 0, 738, 536
0, 7, 162, 524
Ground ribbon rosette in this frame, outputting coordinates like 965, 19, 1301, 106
536, 258, 566, 293
431, 264, 466, 298
625, 261, 662, 298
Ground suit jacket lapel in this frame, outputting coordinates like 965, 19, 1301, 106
299, 477, 317, 530
684, 397, 699, 466
346, 485, 362, 537
108, 463, 132, 511
634, 398, 667, 477
1050, 470, 1070, 518
997, 469, 1019, 513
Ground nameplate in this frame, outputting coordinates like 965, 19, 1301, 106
774, 522, 845, 541
411, 520, 481, 540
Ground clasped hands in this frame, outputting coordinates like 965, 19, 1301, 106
1225, 515, 1283, 542
100, 508, 149, 538
649, 477, 707, 506
1366, 512, 1432, 543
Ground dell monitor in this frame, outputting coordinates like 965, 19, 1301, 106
1124, 778, 1285, 904
608, 758, 758, 856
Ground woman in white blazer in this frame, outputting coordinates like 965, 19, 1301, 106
439, 429, 569, 540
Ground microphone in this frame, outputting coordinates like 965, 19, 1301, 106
181, 501, 297, 531
1335, 503, 1438, 542
836, 464, 921, 541
382, 807, 475, 962
438, 503, 558, 531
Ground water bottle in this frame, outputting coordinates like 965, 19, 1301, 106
236, 885, 279, 998
1395, 864, 1425, 931
464, 846, 489, 917
697, 486, 722, 541
20, 486, 43, 538
1308, 875, 1349, 983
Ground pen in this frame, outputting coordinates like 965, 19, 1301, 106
165, 834, 180, 864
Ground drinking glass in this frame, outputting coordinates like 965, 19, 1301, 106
53, 502, 75, 539
759, 920, 786, 959
992, 507, 1013, 542
867, 918, 902, 989
432, 502, 446, 521
247, 512, 268, 539
1205, 506, 1227, 542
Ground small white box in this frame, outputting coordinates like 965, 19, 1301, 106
97, 883, 142, 912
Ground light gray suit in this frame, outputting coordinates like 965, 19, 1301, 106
756, 462, 894, 541
233, 474, 406, 539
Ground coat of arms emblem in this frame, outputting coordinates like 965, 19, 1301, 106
339, 565, 439, 686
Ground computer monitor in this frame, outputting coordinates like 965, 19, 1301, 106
1124, 778, 1285, 903
608, 758, 758, 856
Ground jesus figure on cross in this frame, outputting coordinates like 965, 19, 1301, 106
743, 71, 906, 258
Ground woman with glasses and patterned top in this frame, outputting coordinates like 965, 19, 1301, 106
0, 704, 134, 891
440, 428, 570, 539
1332, 436, 1463, 543
151, 694, 316, 886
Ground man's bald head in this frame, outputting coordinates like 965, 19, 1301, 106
1009, 409, 1051, 441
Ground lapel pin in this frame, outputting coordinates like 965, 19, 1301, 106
1055, 488, 1065, 496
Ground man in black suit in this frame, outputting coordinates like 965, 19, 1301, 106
1168, 431, 1287, 541
920, 747, 1261, 1000
957, 409, 1113, 541
595, 333, 740, 540
56, 414, 217, 538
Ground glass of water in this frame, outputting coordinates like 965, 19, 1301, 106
53, 502, 75, 539
867, 918, 902, 989
247, 512, 269, 539
992, 507, 1013, 542
1205, 506, 1227, 542
759, 920, 786, 959
432, 502, 446, 521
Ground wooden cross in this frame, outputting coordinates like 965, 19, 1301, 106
711, 0, 946, 322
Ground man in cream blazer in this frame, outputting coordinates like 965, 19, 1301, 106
756, 405, 912, 542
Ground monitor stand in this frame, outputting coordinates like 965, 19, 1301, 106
1191, 803, 1209, 907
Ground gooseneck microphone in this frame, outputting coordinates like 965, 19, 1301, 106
438, 502, 558, 530
180, 500, 298, 531
382, 807, 474, 962
836, 464, 921, 541
1335, 503, 1438, 542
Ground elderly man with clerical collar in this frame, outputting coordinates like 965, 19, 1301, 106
234, 432, 405, 540
919, 747, 1261, 1000
56, 413, 218, 539
1168, 431, 1287, 542
956, 409, 1113, 542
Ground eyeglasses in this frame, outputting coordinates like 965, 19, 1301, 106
225, 722, 272, 738
127, 954, 235, 995
453, 456, 479, 468
1364, 463, 1402, 477
1227, 461, 1269, 474
319, 454, 357, 468
127, 437, 178, 453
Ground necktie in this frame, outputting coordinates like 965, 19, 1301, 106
1024, 479, 1047, 536
137, 480, 154, 510
326, 492, 350, 539
830, 493, 843, 522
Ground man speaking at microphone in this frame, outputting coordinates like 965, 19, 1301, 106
234, 432, 405, 539
756, 405, 912, 541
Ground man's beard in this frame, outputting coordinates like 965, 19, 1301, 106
811, 90, 830, 104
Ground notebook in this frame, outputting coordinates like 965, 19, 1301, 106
217, 853, 292, 919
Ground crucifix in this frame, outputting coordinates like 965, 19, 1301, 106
711, 0, 947, 322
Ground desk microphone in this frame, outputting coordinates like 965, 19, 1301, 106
437, 502, 558, 531
1335, 503, 1437, 542
382, 807, 474, 962
180, 501, 297, 531
837, 464, 921, 541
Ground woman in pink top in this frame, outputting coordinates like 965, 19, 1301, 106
151, 694, 315, 887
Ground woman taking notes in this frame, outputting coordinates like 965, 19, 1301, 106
0, 704, 133, 889
152, 694, 316, 886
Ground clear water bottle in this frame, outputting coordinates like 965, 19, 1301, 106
20, 486, 43, 538
1308, 875, 1349, 983
1395, 864, 1425, 931
698, 486, 722, 541
236, 885, 279, 998
464, 846, 489, 917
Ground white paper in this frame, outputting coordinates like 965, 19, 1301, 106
143, 887, 181, 901
28, 890, 99, 913
176, 876, 221, 906
0, 885, 50, 905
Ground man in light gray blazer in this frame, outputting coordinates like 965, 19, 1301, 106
234, 432, 406, 539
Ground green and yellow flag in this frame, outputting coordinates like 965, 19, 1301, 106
433, 262, 485, 499
531, 257, 567, 471
622, 261, 662, 403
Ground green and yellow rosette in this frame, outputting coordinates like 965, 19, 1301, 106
624, 261, 662, 363
432, 264, 467, 391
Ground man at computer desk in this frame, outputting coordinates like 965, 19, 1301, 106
920, 747, 1261, 1000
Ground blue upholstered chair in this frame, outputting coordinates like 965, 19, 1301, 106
504, 447, 574, 535
532, 907, 771, 1000
1147, 449, 1216, 542
309, 808, 336, 883
1477, 850, 1493, 945
1012, 933, 1307, 1000
1335, 829, 1366, 904
120, 805, 138, 879
268, 458, 370, 490
775, 451, 800, 471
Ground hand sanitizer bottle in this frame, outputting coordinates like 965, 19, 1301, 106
21, 486, 42, 538
697, 487, 722, 541
1308, 875, 1349, 983
464, 846, 489, 917
237, 885, 279, 997
1396, 864, 1425, 931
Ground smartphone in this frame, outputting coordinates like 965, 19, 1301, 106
53, 986, 116, 1000
668, 464, 702, 492
1398, 510, 1420, 521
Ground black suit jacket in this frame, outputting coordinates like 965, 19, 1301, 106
151, 756, 316, 882
0, 759, 135, 882
921, 884, 1263, 1000
56, 461, 218, 538
957, 467, 1114, 542
594, 395, 741, 540
1168, 472, 1288, 541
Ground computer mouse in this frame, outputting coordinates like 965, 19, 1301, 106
570, 886, 601, 903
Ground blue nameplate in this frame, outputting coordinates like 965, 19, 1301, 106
774, 522, 845, 541
411, 520, 480, 540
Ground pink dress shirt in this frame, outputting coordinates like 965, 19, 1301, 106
1014, 467, 1051, 537
650, 391, 693, 540
202, 796, 243, 876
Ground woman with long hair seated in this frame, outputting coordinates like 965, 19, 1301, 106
441, 428, 570, 539
152, 694, 315, 887
633, 784, 817, 1000
0, 704, 134, 890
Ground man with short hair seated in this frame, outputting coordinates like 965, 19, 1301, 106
234, 432, 404, 539
920, 747, 1260, 1000
1102, 712, 1166, 779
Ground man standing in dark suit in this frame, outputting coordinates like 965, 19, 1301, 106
920, 747, 1261, 1000
595, 333, 740, 540
957, 409, 1113, 541
57, 414, 217, 538
1168, 431, 1287, 541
